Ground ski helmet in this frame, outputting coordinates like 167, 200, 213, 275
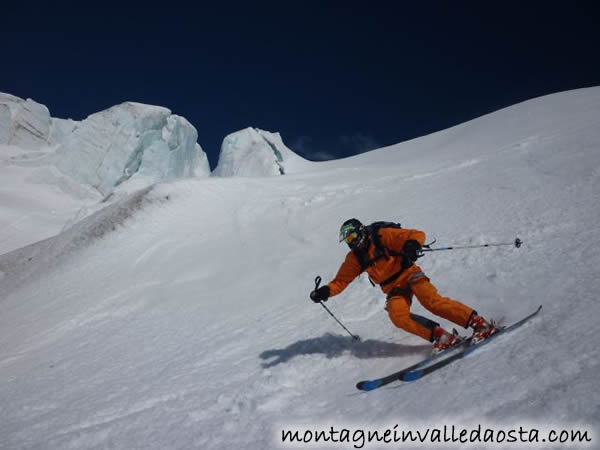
339, 218, 367, 249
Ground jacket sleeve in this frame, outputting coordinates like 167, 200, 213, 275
406, 228, 426, 246
384, 228, 427, 253
327, 252, 363, 297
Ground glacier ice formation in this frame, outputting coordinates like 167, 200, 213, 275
1, 93, 210, 196
212, 127, 311, 177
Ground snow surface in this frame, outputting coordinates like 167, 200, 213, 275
1, 87, 600, 449
0, 143, 102, 255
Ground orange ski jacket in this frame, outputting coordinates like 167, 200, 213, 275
328, 227, 426, 296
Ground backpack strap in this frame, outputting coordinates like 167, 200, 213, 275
352, 225, 389, 270
379, 258, 414, 287
368, 223, 404, 261
352, 221, 412, 287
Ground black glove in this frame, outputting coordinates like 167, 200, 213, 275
402, 239, 422, 261
310, 285, 330, 303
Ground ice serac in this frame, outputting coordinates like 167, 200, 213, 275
53, 102, 210, 195
213, 127, 311, 177
0, 93, 53, 149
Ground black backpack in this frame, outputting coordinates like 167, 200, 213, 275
352, 221, 413, 286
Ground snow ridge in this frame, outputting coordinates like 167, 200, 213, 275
0, 186, 157, 297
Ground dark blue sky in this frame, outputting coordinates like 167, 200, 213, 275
2, 3, 599, 169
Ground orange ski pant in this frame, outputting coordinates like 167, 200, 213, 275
386, 275, 474, 342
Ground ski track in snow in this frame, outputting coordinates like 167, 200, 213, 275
1, 88, 600, 449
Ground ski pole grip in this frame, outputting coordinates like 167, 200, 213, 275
315, 276, 322, 289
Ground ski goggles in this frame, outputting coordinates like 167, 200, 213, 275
339, 223, 363, 246
344, 232, 359, 245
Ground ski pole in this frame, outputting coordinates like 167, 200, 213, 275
313, 276, 361, 342
421, 237, 522, 253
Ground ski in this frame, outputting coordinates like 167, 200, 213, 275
356, 305, 542, 391
400, 305, 541, 382
356, 337, 472, 391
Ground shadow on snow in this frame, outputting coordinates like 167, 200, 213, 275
259, 333, 431, 368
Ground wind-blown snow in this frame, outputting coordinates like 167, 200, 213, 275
1, 88, 599, 449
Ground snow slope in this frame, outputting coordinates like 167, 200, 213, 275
1, 87, 600, 449
0, 94, 210, 254
0, 143, 102, 255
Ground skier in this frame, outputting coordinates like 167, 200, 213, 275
310, 218, 497, 353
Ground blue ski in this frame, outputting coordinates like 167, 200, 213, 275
356, 305, 542, 391
355, 338, 471, 391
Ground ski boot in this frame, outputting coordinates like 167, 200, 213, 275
469, 314, 499, 344
432, 327, 462, 354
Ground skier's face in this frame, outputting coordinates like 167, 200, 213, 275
344, 231, 360, 246
347, 232, 367, 250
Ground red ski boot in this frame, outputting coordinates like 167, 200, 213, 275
432, 327, 462, 354
469, 314, 499, 344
